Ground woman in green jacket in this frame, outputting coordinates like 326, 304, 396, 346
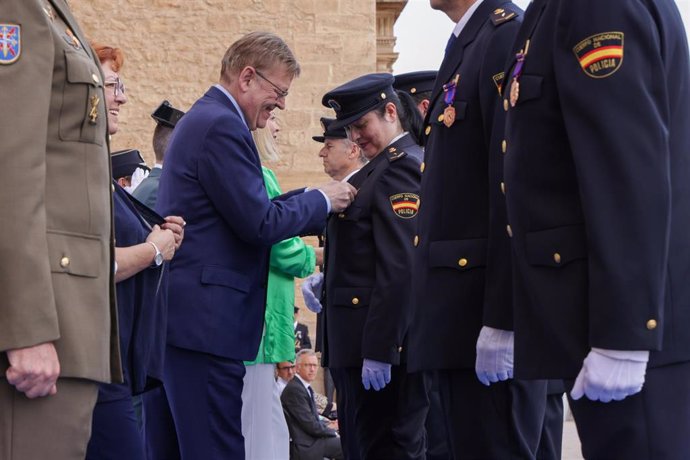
241, 114, 321, 459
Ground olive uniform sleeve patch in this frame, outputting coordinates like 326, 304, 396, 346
390, 193, 420, 219
0, 24, 22, 65
573, 32, 624, 78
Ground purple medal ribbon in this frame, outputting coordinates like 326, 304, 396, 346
443, 79, 457, 105
512, 52, 525, 80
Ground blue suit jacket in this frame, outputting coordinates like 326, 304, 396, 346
157, 87, 327, 360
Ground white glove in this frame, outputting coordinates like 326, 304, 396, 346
475, 326, 514, 386
570, 348, 649, 402
301, 273, 324, 313
125, 166, 150, 193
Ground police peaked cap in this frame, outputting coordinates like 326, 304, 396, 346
393, 70, 438, 96
111, 149, 150, 179
322, 73, 397, 129
312, 117, 348, 143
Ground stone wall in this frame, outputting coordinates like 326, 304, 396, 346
71, 0, 378, 185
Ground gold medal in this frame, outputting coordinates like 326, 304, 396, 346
443, 105, 456, 128
509, 77, 520, 107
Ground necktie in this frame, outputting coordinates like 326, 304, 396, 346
307, 386, 318, 417
445, 33, 457, 55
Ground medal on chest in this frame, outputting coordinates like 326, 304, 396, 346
509, 40, 530, 107
442, 74, 460, 128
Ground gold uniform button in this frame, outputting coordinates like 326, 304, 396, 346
414, 235, 419, 247
398, 346, 403, 353
352, 297, 360, 305
92, 73, 100, 84
60, 256, 70, 268
500, 182, 506, 195
380, 92, 387, 100
553, 253, 562, 264
437, 114, 445, 122
458, 258, 468, 267
502, 140, 507, 154
111, 183, 116, 193
503, 99, 509, 112
647, 319, 658, 330
425, 125, 431, 136
506, 224, 513, 238
420, 162, 425, 173
338, 213, 345, 219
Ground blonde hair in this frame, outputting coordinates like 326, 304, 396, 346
220, 31, 300, 83
252, 126, 280, 163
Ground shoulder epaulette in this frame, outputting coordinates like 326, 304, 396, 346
386, 146, 408, 162
490, 5, 519, 26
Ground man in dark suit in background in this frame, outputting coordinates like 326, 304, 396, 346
133, 100, 185, 208
156, 32, 355, 459
281, 350, 343, 460
493, 0, 690, 457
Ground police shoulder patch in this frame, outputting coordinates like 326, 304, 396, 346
0, 24, 21, 65
573, 32, 624, 79
390, 193, 420, 219
490, 6, 518, 26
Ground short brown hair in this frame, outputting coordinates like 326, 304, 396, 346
91, 43, 125, 71
220, 32, 300, 82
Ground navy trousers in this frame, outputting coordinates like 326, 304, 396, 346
164, 345, 246, 459
568, 361, 690, 460
437, 369, 549, 460
86, 395, 146, 460
143, 385, 180, 460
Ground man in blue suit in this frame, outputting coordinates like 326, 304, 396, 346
156, 32, 356, 459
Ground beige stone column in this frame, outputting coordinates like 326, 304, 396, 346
376, 0, 408, 72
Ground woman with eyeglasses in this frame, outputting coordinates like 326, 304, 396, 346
84, 43, 185, 460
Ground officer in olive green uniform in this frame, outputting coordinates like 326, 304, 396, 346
0, 1, 120, 459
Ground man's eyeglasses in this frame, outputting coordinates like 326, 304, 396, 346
277, 365, 296, 371
104, 77, 126, 97
254, 69, 289, 99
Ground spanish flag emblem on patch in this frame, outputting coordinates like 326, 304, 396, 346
573, 32, 624, 78
389, 193, 420, 219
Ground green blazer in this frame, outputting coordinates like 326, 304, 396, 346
245, 167, 316, 365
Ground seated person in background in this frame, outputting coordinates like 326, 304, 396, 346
281, 350, 343, 460
276, 361, 296, 395
111, 148, 150, 193
294, 306, 312, 353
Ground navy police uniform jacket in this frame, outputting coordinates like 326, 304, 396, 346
503, 0, 690, 379
407, 0, 522, 372
157, 86, 328, 361
321, 133, 421, 368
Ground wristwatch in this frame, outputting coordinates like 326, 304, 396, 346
149, 241, 163, 267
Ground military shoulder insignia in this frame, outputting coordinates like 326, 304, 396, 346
492, 72, 505, 95
0, 24, 21, 65
387, 149, 407, 162
573, 32, 624, 79
390, 193, 420, 219
491, 7, 518, 26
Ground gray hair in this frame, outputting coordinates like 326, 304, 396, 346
220, 31, 300, 82
296, 349, 316, 364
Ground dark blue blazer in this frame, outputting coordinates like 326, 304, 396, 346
503, 0, 690, 378
157, 86, 328, 360
407, 0, 523, 372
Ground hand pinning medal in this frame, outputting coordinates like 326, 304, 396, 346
442, 74, 460, 128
